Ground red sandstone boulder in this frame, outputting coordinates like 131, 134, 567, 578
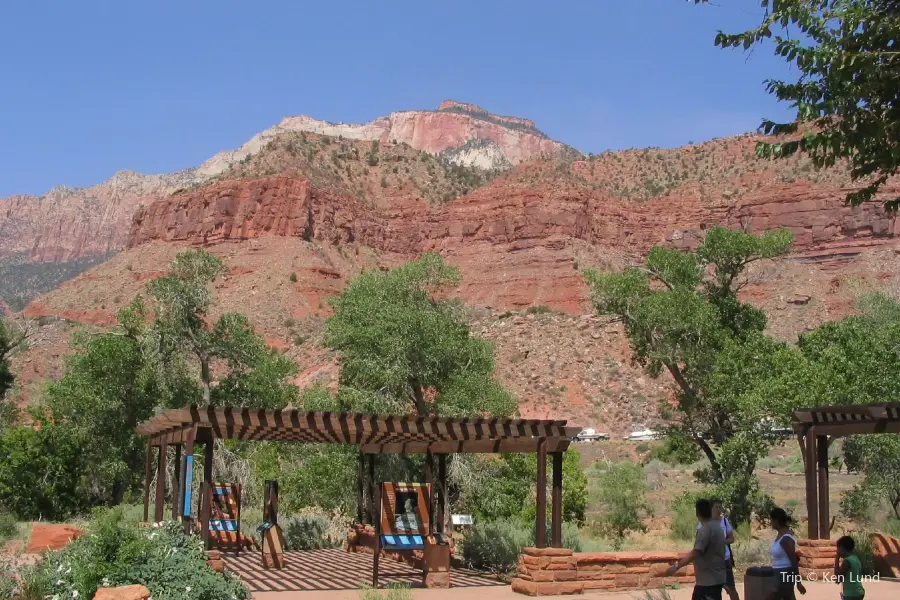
872, 533, 900, 577
93, 585, 151, 600
26, 523, 84, 553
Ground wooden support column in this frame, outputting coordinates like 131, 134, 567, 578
425, 450, 434, 533
201, 440, 214, 549
182, 425, 197, 534
171, 444, 182, 520
154, 444, 166, 523
551, 451, 563, 548
367, 454, 376, 525
437, 454, 447, 534
536, 438, 547, 548
143, 439, 153, 523
817, 434, 830, 539
357, 450, 365, 524
373, 484, 382, 588
804, 429, 820, 540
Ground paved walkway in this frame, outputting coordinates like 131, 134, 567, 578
245, 577, 899, 600
223, 549, 504, 593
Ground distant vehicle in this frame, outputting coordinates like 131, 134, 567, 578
627, 429, 659, 441
575, 428, 609, 443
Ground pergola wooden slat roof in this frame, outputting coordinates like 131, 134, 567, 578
136, 405, 581, 454
791, 402, 900, 437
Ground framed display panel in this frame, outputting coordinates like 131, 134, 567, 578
380, 482, 430, 536
209, 482, 242, 551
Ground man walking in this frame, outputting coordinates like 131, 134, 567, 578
667, 498, 727, 600
702, 498, 739, 600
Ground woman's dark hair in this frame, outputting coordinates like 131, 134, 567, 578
696, 498, 713, 519
770, 507, 792, 527
837, 536, 855, 553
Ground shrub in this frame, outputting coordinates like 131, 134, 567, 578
461, 519, 530, 574
592, 462, 653, 549
669, 491, 706, 541
525, 305, 552, 315
289, 272, 297, 282
0, 512, 16, 543
283, 514, 342, 551
36, 508, 248, 600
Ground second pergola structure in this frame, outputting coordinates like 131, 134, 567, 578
136, 405, 582, 551
792, 402, 900, 540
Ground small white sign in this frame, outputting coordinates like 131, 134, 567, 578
451, 514, 474, 526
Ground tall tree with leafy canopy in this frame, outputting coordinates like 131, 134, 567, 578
148, 249, 298, 408
0, 318, 27, 430
324, 253, 515, 417
695, 0, 900, 209
585, 226, 798, 523
796, 293, 900, 521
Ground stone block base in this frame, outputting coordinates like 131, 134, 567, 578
93, 585, 150, 600
424, 571, 450, 588
513, 547, 693, 596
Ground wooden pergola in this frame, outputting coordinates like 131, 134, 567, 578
792, 402, 900, 539
136, 405, 582, 549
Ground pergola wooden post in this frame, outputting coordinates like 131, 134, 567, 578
551, 451, 563, 548
357, 450, 365, 524
201, 439, 214, 549
536, 438, 547, 548
171, 444, 182, 520
142, 439, 152, 523
792, 403, 900, 539
436, 454, 447, 534
154, 444, 167, 523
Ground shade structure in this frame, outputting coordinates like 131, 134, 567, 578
136, 405, 580, 454
136, 404, 582, 560
791, 402, 900, 540
792, 403, 900, 437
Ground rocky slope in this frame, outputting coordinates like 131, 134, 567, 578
7, 106, 900, 426
0, 101, 561, 309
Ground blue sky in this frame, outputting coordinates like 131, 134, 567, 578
0, 0, 796, 196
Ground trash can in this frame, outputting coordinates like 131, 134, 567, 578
744, 566, 776, 600
423, 534, 451, 588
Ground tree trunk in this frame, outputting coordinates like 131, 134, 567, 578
663, 362, 723, 481
409, 378, 427, 416
695, 436, 723, 481
200, 355, 211, 404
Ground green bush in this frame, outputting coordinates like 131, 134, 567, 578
0, 512, 16, 543
669, 491, 705, 541
461, 519, 531, 574
35, 508, 248, 600
283, 514, 341, 551
592, 462, 653, 549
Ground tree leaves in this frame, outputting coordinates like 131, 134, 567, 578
695, 0, 900, 209
324, 253, 515, 418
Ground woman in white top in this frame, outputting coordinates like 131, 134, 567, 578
768, 507, 805, 600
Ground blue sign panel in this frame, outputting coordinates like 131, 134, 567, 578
182, 455, 194, 517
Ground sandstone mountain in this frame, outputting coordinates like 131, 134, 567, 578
11, 114, 900, 431
0, 101, 567, 309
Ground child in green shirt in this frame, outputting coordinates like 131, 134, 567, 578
834, 535, 865, 600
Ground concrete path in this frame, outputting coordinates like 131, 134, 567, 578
252, 579, 899, 600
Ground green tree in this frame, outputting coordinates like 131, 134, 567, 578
324, 253, 515, 417
841, 435, 900, 520
0, 318, 27, 429
591, 462, 653, 549
795, 294, 900, 521
695, 0, 900, 209
584, 226, 797, 523
41, 299, 198, 505
148, 249, 298, 408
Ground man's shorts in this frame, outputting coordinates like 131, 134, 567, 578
692, 584, 723, 600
